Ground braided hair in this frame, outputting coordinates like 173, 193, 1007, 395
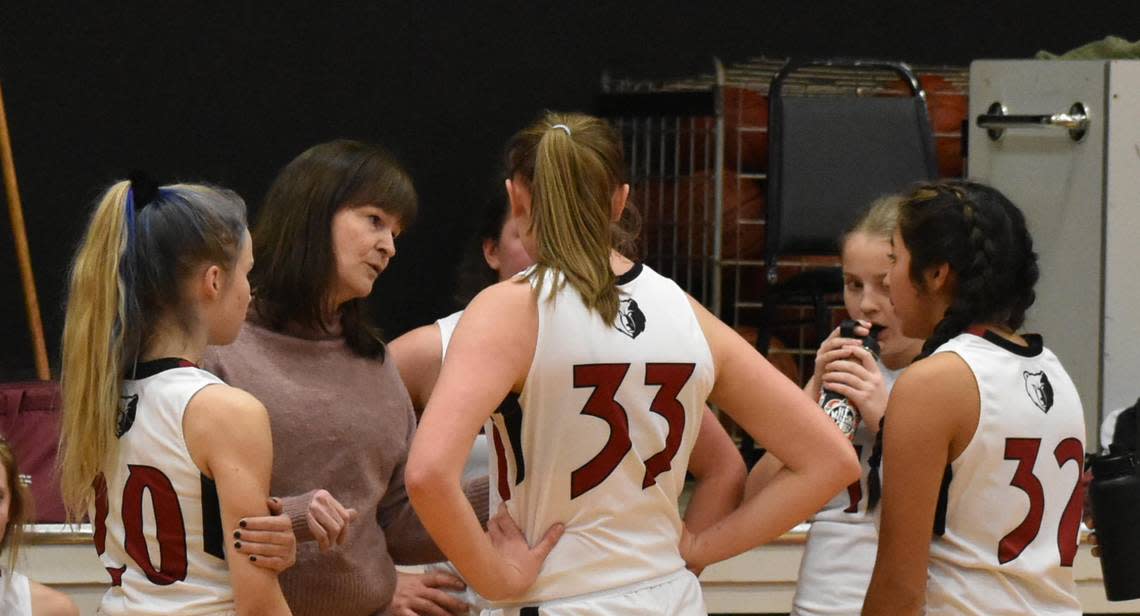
867, 181, 1040, 514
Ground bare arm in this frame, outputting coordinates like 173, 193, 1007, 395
405, 281, 562, 601
389, 323, 444, 415
29, 580, 79, 616
862, 353, 977, 615
683, 406, 746, 533
186, 385, 292, 616
682, 297, 861, 569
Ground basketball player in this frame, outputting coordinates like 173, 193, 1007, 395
862, 181, 1085, 615
1, 439, 79, 615
391, 193, 747, 613
57, 177, 292, 615
746, 195, 923, 615
405, 112, 860, 614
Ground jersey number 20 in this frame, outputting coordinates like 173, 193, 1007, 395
94, 466, 189, 586
570, 362, 695, 499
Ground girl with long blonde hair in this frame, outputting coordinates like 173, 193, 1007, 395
58, 176, 291, 615
406, 112, 860, 614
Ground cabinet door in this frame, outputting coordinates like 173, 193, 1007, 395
968, 60, 1106, 446
1103, 61, 1140, 432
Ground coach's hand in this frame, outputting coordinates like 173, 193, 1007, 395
233, 497, 297, 572
390, 571, 470, 616
487, 504, 564, 597
306, 489, 360, 551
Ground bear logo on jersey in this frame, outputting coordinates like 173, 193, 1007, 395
116, 394, 139, 437
616, 298, 646, 339
1023, 371, 1054, 413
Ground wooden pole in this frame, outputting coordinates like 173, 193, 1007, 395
0, 80, 51, 380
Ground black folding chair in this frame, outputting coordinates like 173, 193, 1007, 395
744, 59, 938, 465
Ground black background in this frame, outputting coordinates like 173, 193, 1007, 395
2, 1, 1136, 379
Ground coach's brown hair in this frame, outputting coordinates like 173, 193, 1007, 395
505, 112, 635, 325
252, 139, 418, 358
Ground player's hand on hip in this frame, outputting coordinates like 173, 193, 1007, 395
233, 497, 297, 572
487, 503, 564, 596
307, 489, 360, 552
390, 571, 470, 616
679, 525, 706, 576
679, 525, 711, 576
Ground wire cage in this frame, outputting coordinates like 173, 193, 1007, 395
597, 56, 968, 442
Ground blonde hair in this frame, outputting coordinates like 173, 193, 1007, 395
0, 439, 32, 571
59, 180, 246, 519
505, 112, 631, 324
842, 194, 903, 252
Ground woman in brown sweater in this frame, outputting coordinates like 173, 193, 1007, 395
203, 140, 488, 615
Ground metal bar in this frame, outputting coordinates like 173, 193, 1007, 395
671, 116, 681, 282
686, 116, 695, 291
712, 60, 726, 318
0, 79, 51, 380
978, 101, 1089, 142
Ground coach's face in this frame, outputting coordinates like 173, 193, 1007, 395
328, 203, 402, 307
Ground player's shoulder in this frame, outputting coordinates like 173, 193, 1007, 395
468, 276, 535, 316
186, 383, 269, 429
390, 321, 443, 358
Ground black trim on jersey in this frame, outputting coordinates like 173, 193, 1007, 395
615, 262, 644, 285
968, 329, 1044, 358
201, 474, 226, 560
933, 464, 952, 536
127, 357, 198, 380
497, 394, 526, 485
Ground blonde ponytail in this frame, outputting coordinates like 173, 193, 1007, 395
507, 112, 630, 324
58, 179, 247, 520
59, 181, 132, 519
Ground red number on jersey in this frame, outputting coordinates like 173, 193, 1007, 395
92, 474, 127, 586
93, 466, 190, 586
642, 363, 695, 488
570, 364, 633, 499
999, 438, 1045, 564
571, 362, 695, 499
1053, 437, 1084, 567
998, 437, 1085, 566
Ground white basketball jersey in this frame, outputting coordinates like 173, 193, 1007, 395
490, 263, 715, 605
0, 566, 33, 616
92, 359, 235, 615
923, 330, 1084, 615
792, 361, 900, 616
437, 310, 492, 483
813, 360, 900, 525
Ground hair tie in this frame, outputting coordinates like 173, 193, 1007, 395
128, 170, 160, 212
550, 124, 572, 136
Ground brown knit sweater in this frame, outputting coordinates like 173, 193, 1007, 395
203, 316, 489, 616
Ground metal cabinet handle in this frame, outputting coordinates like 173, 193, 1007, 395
977, 102, 1089, 142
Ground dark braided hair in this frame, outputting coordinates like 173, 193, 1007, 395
867, 180, 1040, 513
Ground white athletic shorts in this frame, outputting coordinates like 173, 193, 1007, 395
481, 568, 705, 616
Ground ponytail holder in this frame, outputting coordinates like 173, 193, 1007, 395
128, 170, 160, 212
550, 124, 572, 136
